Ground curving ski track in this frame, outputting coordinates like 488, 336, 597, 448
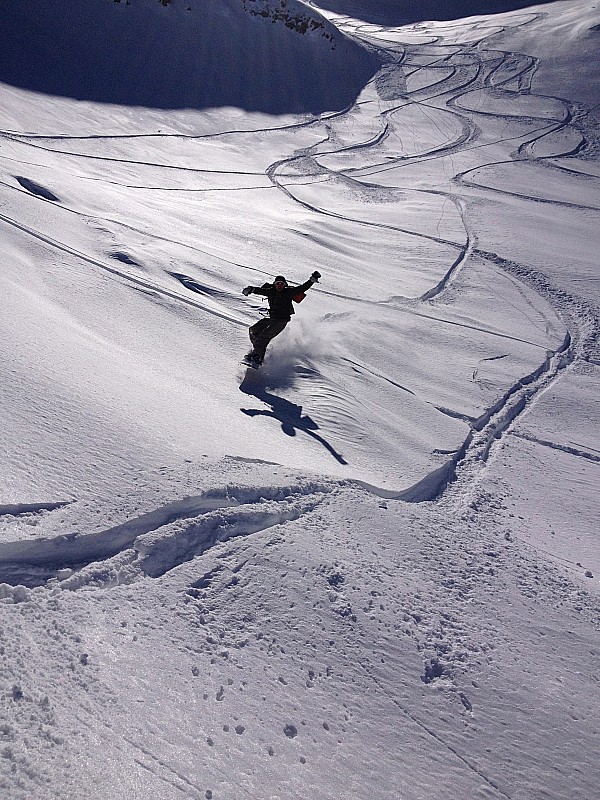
262, 10, 598, 504
1, 8, 597, 508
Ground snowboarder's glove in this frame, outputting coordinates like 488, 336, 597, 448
310, 271, 321, 283
242, 286, 253, 296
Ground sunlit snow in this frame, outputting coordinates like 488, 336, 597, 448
0, 1, 598, 798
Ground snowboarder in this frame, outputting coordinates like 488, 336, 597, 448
241, 271, 321, 368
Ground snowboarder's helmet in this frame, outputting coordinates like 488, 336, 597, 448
274, 275, 287, 287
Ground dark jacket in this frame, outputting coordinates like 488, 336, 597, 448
251, 279, 314, 321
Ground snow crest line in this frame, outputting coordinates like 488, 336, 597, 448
0, 500, 72, 517
0, 483, 333, 588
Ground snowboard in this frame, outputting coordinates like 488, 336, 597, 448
242, 355, 261, 370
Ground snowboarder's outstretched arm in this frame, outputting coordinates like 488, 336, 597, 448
242, 272, 320, 296
293, 271, 321, 294
242, 282, 271, 297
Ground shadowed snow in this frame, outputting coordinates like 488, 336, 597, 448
0, 0, 378, 113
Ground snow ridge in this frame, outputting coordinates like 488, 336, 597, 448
0, 483, 334, 588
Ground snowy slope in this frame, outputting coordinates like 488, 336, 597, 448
1, 0, 599, 798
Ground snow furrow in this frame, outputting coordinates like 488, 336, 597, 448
0, 501, 72, 517
0, 484, 333, 587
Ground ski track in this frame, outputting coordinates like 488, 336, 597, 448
1, 8, 597, 511
512, 432, 600, 464
263, 13, 598, 506
0, 483, 334, 589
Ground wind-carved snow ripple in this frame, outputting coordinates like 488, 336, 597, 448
0, 483, 333, 589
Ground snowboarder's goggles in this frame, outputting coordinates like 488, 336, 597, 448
274, 280, 286, 287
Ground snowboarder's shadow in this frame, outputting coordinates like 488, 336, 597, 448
240, 375, 347, 465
